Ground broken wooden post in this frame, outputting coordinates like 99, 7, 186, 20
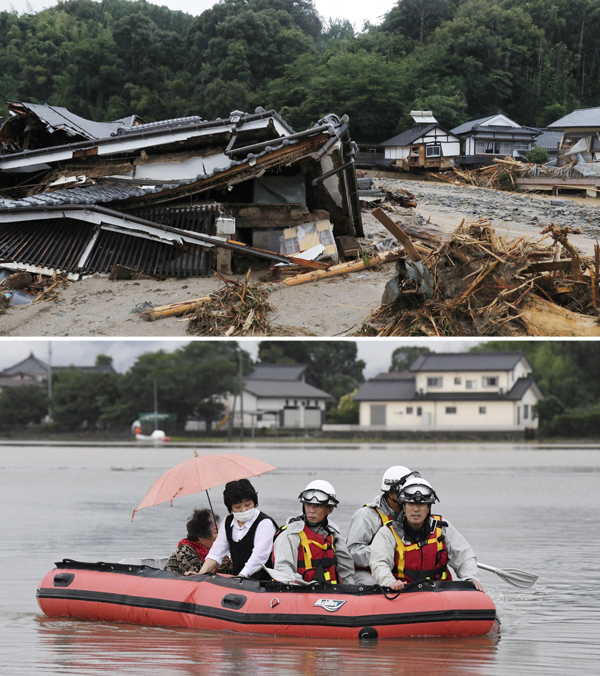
141, 296, 212, 321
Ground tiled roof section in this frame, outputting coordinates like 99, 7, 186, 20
1, 352, 48, 376
409, 352, 526, 372
451, 114, 500, 135
243, 380, 332, 399
452, 115, 538, 136
372, 371, 414, 380
246, 365, 306, 381
353, 379, 416, 402
352, 377, 538, 402
533, 129, 564, 150
11, 102, 136, 140
380, 124, 437, 147
548, 107, 600, 129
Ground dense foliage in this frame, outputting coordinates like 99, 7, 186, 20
1, 0, 599, 141
473, 341, 600, 435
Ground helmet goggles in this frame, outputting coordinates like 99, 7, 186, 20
387, 470, 421, 494
298, 488, 339, 506
399, 483, 438, 504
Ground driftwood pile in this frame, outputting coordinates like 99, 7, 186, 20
433, 157, 573, 191
186, 271, 274, 336
358, 216, 600, 337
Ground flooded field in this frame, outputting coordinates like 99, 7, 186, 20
1, 442, 599, 675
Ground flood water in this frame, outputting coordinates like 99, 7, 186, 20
2, 442, 599, 675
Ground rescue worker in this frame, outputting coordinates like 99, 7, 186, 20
370, 477, 484, 591
347, 465, 420, 584
272, 480, 355, 584
198, 479, 277, 580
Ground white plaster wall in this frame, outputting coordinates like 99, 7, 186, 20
134, 152, 230, 180
384, 147, 409, 160
415, 371, 512, 393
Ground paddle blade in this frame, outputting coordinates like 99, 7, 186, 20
496, 568, 538, 589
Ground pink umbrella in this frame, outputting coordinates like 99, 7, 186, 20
132, 452, 278, 520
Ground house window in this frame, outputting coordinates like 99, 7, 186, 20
479, 406, 487, 414
370, 405, 386, 426
524, 404, 529, 419
482, 377, 498, 387
445, 407, 457, 414
417, 407, 422, 416
427, 377, 443, 387
513, 142, 530, 151
500, 142, 511, 155
426, 145, 441, 158
480, 141, 501, 154
475, 141, 486, 154
406, 406, 413, 414
466, 380, 477, 390
454, 377, 462, 385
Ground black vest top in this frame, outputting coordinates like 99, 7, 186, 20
225, 511, 278, 580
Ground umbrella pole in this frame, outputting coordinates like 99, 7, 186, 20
206, 490, 217, 526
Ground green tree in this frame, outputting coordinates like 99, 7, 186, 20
0, 384, 47, 427
390, 346, 431, 372
525, 146, 550, 164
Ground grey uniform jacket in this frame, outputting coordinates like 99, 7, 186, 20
272, 516, 356, 585
369, 515, 480, 588
347, 495, 395, 571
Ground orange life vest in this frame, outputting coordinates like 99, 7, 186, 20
296, 524, 340, 584
387, 515, 452, 583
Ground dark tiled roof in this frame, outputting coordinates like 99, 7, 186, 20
548, 107, 600, 129
352, 377, 538, 402
246, 365, 306, 381
243, 380, 331, 399
372, 371, 414, 380
409, 352, 526, 372
533, 129, 563, 151
452, 113, 538, 136
353, 379, 416, 402
380, 124, 437, 147
1, 352, 48, 377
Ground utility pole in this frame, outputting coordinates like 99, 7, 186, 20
238, 351, 244, 442
153, 379, 158, 431
47, 341, 53, 424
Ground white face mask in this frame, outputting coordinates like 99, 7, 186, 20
234, 507, 256, 523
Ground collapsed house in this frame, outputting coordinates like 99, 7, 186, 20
0, 102, 362, 279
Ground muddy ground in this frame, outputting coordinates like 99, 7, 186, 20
2, 175, 599, 337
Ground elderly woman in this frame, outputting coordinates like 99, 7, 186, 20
165, 508, 220, 575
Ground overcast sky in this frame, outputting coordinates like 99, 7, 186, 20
1, 0, 392, 33
0, 338, 481, 379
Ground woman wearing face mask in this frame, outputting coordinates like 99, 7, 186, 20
198, 479, 277, 580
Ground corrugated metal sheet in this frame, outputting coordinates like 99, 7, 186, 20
0, 207, 218, 277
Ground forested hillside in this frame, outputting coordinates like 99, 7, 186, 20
1, 0, 599, 142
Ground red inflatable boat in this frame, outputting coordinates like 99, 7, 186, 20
37, 560, 499, 640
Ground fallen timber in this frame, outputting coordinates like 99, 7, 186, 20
358, 213, 600, 337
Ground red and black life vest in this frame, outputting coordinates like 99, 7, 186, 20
387, 515, 452, 583
275, 519, 341, 584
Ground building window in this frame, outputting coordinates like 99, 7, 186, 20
417, 407, 422, 416
475, 141, 485, 154
427, 377, 443, 387
479, 406, 487, 414
482, 377, 498, 387
524, 404, 529, 419
426, 145, 441, 158
466, 380, 477, 390
406, 406, 413, 414
513, 142, 530, 151
445, 407, 457, 414
500, 142, 511, 155
454, 377, 462, 385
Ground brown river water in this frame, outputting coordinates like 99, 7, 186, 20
1, 442, 599, 675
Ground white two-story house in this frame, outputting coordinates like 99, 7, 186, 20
353, 352, 542, 432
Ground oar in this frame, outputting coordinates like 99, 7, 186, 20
477, 562, 538, 588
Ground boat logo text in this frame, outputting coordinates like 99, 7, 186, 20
314, 599, 346, 612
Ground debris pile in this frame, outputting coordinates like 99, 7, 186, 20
0, 270, 69, 307
358, 215, 600, 337
187, 273, 274, 336
433, 157, 583, 191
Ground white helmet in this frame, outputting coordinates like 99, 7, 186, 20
399, 477, 439, 505
381, 466, 420, 493
298, 480, 339, 507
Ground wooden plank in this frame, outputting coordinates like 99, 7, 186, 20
371, 208, 421, 262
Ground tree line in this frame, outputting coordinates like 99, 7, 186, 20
0, 341, 365, 433
1, 0, 598, 143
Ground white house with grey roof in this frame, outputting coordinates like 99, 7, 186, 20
452, 113, 539, 166
352, 352, 542, 433
548, 107, 600, 165
380, 111, 461, 171
231, 364, 332, 430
